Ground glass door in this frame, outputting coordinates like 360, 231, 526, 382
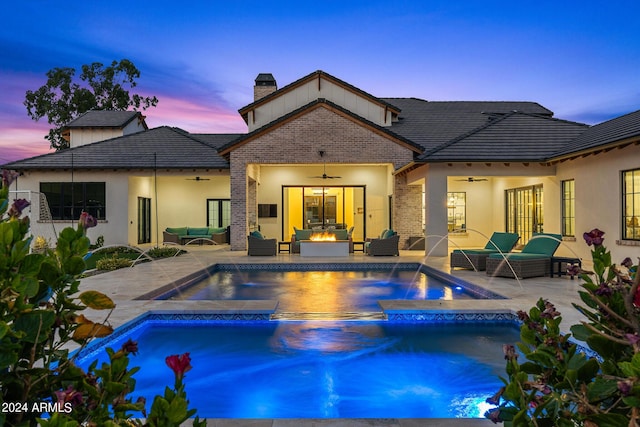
505, 184, 543, 246
283, 186, 365, 241
137, 197, 151, 244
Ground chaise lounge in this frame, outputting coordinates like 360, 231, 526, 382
450, 232, 520, 271
485, 232, 562, 279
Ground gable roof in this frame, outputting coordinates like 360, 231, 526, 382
238, 70, 401, 123
551, 109, 640, 160
219, 98, 423, 157
419, 111, 589, 162
383, 98, 554, 151
64, 110, 147, 129
3, 127, 233, 170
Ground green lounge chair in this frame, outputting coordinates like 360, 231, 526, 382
485, 232, 562, 279
450, 232, 520, 270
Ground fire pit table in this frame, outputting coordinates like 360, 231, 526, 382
299, 240, 350, 257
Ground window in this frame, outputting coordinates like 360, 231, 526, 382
207, 199, 230, 228
40, 182, 106, 220
561, 179, 575, 237
623, 169, 640, 240
447, 192, 466, 232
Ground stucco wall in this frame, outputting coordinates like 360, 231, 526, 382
556, 144, 640, 263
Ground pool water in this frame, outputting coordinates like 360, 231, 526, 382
167, 270, 475, 312
77, 320, 516, 418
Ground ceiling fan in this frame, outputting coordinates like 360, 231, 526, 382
186, 176, 210, 181
309, 150, 341, 179
456, 177, 488, 182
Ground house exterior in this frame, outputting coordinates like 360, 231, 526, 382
2, 70, 639, 264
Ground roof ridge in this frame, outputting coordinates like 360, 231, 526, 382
238, 70, 401, 115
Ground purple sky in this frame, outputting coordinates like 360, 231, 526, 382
1, 1, 639, 163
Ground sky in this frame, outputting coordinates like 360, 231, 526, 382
1, 1, 639, 163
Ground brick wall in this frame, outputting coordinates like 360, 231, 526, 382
229, 106, 418, 250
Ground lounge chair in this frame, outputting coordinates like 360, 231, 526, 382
366, 229, 400, 256
450, 232, 519, 271
247, 232, 277, 256
485, 232, 562, 279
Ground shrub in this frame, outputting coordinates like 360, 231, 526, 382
0, 169, 205, 426
95, 254, 133, 271
147, 246, 185, 259
486, 228, 639, 426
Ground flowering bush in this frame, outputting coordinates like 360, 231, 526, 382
0, 170, 205, 426
486, 228, 639, 426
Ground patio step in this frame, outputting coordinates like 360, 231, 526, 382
270, 311, 387, 321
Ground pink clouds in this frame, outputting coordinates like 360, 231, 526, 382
141, 93, 248, 134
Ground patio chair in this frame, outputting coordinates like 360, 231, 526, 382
450, 232, 519, 271
247, 232, 277, 256
485, 232, 562, 279
366, 229, 400, 256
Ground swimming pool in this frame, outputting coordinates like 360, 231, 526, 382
139, 263, 506, 313
76, 316, 517, 418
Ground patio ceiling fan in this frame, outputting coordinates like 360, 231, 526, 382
456, 177, 488, 182
309, 150, 341, 179
186, 176, 210, 181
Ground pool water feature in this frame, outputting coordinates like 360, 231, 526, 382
76, 317, 517, 419
142, 263, 505, 314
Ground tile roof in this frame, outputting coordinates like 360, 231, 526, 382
382, 98, 554, 151
419, 112, 589, 162
64, 110, 145, 129
3, 127, 233, 170
551, 108, 640, 158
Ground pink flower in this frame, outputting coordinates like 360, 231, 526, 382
54, 385, 83, 407
583, 228, 605, 247
165, 352, 192, 381
78, 211, 97, 230
1, 169, 19, 188
7, 198, 30, 218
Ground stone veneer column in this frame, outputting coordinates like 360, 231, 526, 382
424, 173, 448, 257
229, 158, 247, 251
393, 174, 424, 249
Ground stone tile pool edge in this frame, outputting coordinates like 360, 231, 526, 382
133, 262, 509, 301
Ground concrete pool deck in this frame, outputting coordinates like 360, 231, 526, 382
77, 246, 589, 426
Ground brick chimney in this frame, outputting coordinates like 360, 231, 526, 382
254, 73, 277, 101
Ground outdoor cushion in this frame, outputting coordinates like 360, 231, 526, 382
333, 229, 349, 240
452, 248, 499, 255
294, 229, 313, 240
521, 233, 562, 255
188, 227, 210, 236
493, 252, 551, 261
379, 229, 388, 239
382, 229, 396, 239
250, 230, 264, 239
209, 227, 226, 234
483, 232, 520, 252
166, 227, 188, 236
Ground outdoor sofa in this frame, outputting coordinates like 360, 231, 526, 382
163, 226, 228, 245
485, 232, 562, 279
247, 231, 277, 256
290, 227, 353, 253
450, 232, 520, 271
366, 229, 400, 256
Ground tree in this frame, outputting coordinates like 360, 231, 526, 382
24, 59, 159, 150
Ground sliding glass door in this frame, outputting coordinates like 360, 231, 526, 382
505, 184, 543, 246
283, 186, 365, 240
